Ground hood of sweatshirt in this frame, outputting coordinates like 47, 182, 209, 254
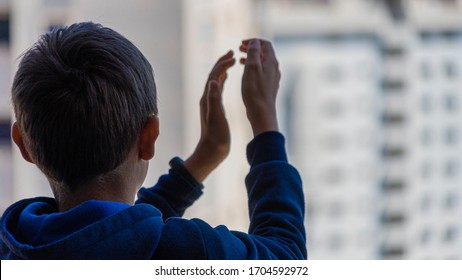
0, 197, 163, 259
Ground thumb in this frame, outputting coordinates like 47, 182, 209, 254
207, 80, 224, 121
208, 80, 221, 102
246, 39, 262, 68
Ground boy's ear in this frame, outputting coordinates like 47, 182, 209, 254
138, 115, 160, 160
12, 122, 34, 164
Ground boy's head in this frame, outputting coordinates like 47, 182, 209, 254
12, 22, 158, 190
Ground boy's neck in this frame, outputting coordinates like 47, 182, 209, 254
52, 181, 137, 212
51, 154, 147, 212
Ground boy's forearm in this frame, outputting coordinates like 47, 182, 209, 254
245, 131, 307, 259
247, 107, 279, 137
184, 151, 220, 183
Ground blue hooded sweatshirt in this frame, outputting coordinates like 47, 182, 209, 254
0, 132, 306, 259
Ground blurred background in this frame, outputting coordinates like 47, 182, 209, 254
0, 0, 462, 260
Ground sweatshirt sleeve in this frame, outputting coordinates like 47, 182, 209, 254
244, 131, 306, 258
153, 131, 307, 260
135, 157, 203, 220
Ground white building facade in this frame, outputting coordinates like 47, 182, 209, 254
256, 0, 462, 259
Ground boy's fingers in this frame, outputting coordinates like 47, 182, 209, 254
212, 50, 233, 69
207, 80, 224, 122
261, 41, 277, 62
222, 58, 236, 71
261, 43, 279, 75
240, 38, 270, 51
245, 39, 262, 68
242, 40, 277, 68
202, 51, 234, 122
214, 50, 234, 69
209, 58, 235, 81
218, 72, 228, 85
219, 50, 233, 60
240, 40, 251, 53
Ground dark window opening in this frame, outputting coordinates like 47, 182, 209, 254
381, 180, 405, 192
0, 120, 11, 145
381, 212, 405, 225
0, 18, 9, 43
381, 113, 405, 125
381, 146, 405, 158
380, 245, 405, 259
382, 79, 405, 91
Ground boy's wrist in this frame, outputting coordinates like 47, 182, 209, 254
247, 109, 279, 137
169, 157, 205, 190
184, 151, 220, 183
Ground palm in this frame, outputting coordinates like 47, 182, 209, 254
184, 51, 235, 182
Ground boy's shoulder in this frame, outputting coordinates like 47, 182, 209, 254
0, 198, 163, 259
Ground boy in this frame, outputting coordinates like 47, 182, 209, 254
0, 22, 306, 259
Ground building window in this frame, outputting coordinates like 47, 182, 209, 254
443, 61, 458, 79
421, 161, 433, 179
43, 0, 72, 7
443, 227, 458, 243
381, 146, 405, 159
383, 46, 404, 57
327, 201, 344, 219
323, 100, 344, 117
325, 65, 343, 83
381, 245, 405, 259
420, 94, 432, 112
445, 159, 459, 178
382, 79, 405, 91
420, 228, 431, 245
0, 120, 11, 145
444, 193, 458, 210
445, 93, 459, 112
445, 127, 459, 145
328, 234, 343, 251
322, 133, 344, 150
420, 61, 432, 80
381, 212, 405, 225
382, 112, 405, 125
421, 195, 432, 212
421, 127, 433, 146
0, 18, 9, 43
381, 180, 404, 192
323, 166, 344, 185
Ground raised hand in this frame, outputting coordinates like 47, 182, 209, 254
184, 50, 236, 182
240, 39, 280, 136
